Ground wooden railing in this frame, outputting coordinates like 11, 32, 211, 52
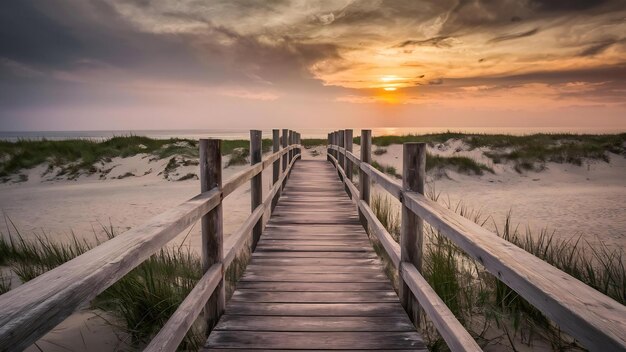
0, 129, 303, 352
327, 129, 626, 352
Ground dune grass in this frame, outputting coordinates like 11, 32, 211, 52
0, 216, 261, 350
301, 138, 327, 147
0, 221, 206, 349
369, 191, 625, 350
370, 160, 401, 179
426, 155, 493, 175
0, 137, 273, 179
354, 132, 625, 172
371, 155, 492, 178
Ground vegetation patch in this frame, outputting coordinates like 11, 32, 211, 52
0, 223, 204, 349
427, 154, 493, 175
356, 132, 625, 171
177, 173, 198, 181
0, 136, 273, 179
301, 138, 327, 148
373, 148, 387, 155
226, 147, 249, 167
117, 172, 135, 179
371, 160, 401, 179
370, 192, 625, 350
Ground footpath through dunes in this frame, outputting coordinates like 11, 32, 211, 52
204, 160, 427, 351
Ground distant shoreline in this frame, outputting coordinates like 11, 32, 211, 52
1, 127, 625, 141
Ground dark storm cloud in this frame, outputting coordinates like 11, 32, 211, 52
396, 36, 455, 48
488, 28, 540, 43
529, 0, 610, 12
579, 38, 624, 57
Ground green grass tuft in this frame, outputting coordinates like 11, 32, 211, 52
0, 137, 273, 178
427, 154, 493, 175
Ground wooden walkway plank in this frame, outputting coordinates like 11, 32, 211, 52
204, 160, 426, 351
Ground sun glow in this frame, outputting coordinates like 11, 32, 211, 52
383, 87, 397, 91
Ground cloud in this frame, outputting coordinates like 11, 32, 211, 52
488, 28, 540, 43
579, 38, 623, 57
219, 89, 280, 101
396, 36, 456, 48
1, 0, 626, 130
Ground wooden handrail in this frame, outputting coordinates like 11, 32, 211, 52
403, 191, 626, 351
144, 263, 223, 352
0, 131, 303, 351
328, 132, 626, 351
146, 152, 303, 351
328, 150, 477, 351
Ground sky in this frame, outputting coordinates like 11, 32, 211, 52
1, 0, 625, 131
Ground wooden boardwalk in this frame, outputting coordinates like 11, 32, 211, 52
205, 160, 426, 351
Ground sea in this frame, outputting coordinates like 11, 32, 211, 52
0, 127, 623, 141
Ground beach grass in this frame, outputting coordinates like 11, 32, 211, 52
427, 154, 493, 175
0, 137, 273, 179
369, 191, 625, 350
0, 222, 206, 349
354, 132, 625, 171
0, 215, 263, 349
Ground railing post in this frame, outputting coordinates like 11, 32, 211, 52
288, 130, 293, 164
344, 129, 353, 181
281, 129, 288, 189
338, 130, 345, 175
333, 131, 339, 159
250, 130, 263, 251
358, 130, 371, 228
296, 132, 302, 155
272, 129, 280, 210
327, 133, 331, 161
199, 138, 224, 333
400, 142, 426, 327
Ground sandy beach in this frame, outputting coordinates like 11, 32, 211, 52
2, 141, 624, 253
1, 138, 624, 351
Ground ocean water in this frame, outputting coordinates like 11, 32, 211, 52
0, 126, 622, 141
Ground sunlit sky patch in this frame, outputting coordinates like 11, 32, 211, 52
0, 0, 625, 130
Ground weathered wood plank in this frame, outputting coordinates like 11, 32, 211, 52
205, 159, 426, 352
404, 191, 626, 351
229, 291, 399, 303
206, 331, 425, 350
235, 281, 394, 291
145, 263, 222, 352
402, 264, 481, 352
224, 302, 409, 317
239, 272, 389, 283
357, 200, 401, 268
200, 139, 225, 332
213, 315, 414, 331
360, 162, 402, 200
0, 189, 221, 350
252, 251, 378, 259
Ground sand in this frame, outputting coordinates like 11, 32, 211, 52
1, 142, 624, 351
367, 142, 626, 249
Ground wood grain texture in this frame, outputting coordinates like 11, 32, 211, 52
250, 130, 263, 250
223, 151, 300, 267
204, 160, 425, 351
0, 188, 221, 350
404, 191, 626, 351
400, 142, 426, 327
200, 139, 225, 332
358, 200, 401, 268
360, 162, 402, 200
402, 264, 481, 352
145, 263, 222, 352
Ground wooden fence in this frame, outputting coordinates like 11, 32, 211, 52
327, 129, 626, 352
0, 129, 302, 351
